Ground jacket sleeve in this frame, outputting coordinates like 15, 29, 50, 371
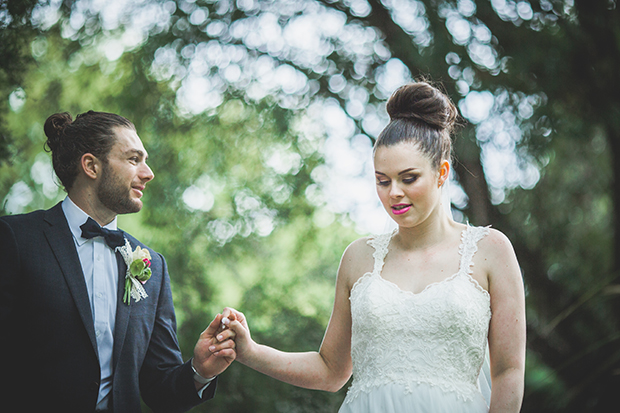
0, 218, 19, 328
138, 252, 216, 412
0, 218, 24, 400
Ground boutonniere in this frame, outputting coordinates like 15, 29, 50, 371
116, 239, 152, 305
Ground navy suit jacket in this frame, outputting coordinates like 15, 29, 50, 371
0, 202, 215, 412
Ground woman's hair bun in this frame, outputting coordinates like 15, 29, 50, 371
44, 112, 73, 150
386, 82, 457, 132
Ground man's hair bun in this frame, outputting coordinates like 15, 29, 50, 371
44, 112, 73, 151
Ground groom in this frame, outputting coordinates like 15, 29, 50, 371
0, 111, 234, 412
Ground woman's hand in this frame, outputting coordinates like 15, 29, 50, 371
220, 307, 255, 364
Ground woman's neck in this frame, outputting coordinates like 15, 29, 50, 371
394, 210, 458, 251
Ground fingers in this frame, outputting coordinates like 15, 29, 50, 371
212, 348, 236, 360
206, 324, 236, 350
221, 308, 235, 331
210, 337, 235, 350
202, 313, 223, 338
226, 319, 250, 341
201, 309, 243, 342
215, 327, 236, 342
194, 313, 238, 375
209, 330, 237, 360
209, 338, 235, 353
201, 308, 247, 358
222, 307, 246, 325
222, 307, 233, 320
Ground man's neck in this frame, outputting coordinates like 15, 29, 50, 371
67, 191, 116, 227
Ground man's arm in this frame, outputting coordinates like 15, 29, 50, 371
0, 218, 19, 325
138, 252, 234, 412
0, 218, 23, 401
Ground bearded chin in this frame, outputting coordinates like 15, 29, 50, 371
98, 167, 142, 215
102, 192, 141, 215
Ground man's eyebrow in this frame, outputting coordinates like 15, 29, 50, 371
125, 149, 148, 157
125, 149, 148, 159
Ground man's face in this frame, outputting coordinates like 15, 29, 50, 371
97, 127, 154, 215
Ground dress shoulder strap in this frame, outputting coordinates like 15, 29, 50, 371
366, 230, 395, 275
458, 225, 490, 275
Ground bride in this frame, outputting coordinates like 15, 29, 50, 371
212, 81, 526, 412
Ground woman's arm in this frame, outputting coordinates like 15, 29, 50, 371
222, 238, 373, 392
483, 229, 527, 412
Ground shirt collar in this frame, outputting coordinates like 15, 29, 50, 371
61, 196, 119, 247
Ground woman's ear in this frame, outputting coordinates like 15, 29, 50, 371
81, 153, 101, 180
438, 160, 450, 187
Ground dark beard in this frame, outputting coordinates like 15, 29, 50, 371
97, 163, 141, 214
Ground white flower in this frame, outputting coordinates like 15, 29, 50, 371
116, 239, 150, 305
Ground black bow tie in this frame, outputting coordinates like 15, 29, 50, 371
80, 217, 125, 249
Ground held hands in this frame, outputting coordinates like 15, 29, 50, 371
192, 313, 236, 385
193, 306, 254, 387
219, 307, 255, 365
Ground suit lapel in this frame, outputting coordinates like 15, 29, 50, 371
43, 203, 99, 359
112, 237, 131, 368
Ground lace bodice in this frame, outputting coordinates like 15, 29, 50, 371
346, 226, 491, 403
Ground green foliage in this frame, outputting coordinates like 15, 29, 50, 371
0, 0, 40, 163
3, 0, 620, 411
1, 25, 356, 411
504, 119, 616, 409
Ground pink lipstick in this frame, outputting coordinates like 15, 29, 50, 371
391, 204, 411, 215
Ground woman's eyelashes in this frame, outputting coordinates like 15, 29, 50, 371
402, 175, 418, 184
376, 175, 418, 186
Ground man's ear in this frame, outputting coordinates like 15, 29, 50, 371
81, 153, 101, 180
438, 160, 450, 187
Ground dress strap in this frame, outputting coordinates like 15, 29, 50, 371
458, 225, 490, 275
366, 230, 395, 275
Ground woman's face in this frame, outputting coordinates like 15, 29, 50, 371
374, 141, 447, 228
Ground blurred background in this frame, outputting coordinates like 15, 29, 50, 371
1, 0, 618, 411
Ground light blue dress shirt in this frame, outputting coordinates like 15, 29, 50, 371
62, 197, 118, 410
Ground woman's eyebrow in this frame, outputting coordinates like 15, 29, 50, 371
398, 168, 418, 175
375, 168, 418, 176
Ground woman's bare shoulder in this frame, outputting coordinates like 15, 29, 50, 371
341, 236, 375, 266
478, 227, 516, 258
476, 227, 520, 279
338, 236, 377, 286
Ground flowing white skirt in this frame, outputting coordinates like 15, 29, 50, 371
338, 382, 489, 413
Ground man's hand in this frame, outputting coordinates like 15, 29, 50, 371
192, 313, 236, 388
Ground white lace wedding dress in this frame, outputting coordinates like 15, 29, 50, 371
339, 226, 492, 413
